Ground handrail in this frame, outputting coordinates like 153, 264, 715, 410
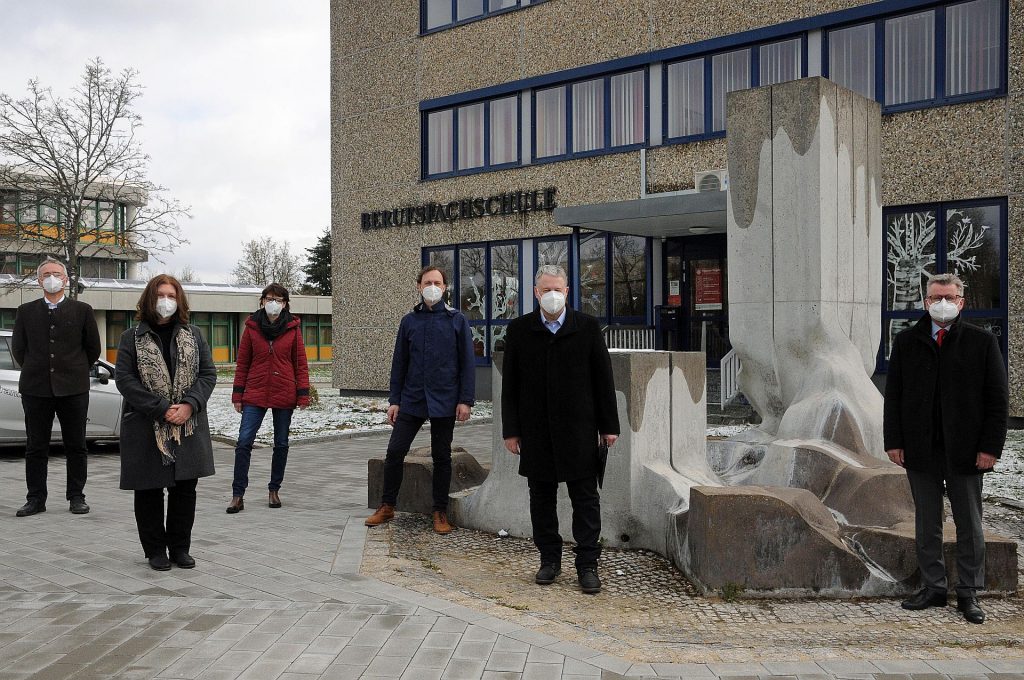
602, 325, 656, 350
719, 348, 741, 409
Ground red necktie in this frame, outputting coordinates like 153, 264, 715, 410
936, 328, 947, 347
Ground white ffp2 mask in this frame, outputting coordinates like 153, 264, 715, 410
928, 298, 960, 324
42, 275, 64, 294
540, 290, 566, 315
156, 297, 177, 319
422, 285, 444, 305
264, 300, 284, 317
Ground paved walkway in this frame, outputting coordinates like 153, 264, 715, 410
0, 422, 1020, 680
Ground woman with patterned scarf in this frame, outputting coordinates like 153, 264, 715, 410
115, 275, 217, 571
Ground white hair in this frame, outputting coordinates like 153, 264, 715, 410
534, 264, 568, 286
36, 258, 67, 277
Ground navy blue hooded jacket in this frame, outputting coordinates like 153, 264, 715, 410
388, 301, 476, 418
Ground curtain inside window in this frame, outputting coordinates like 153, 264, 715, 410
457, 0, 484, 21
458, 103, 485, 170
535, 87, 566, 158
572, 78, 605, 153
885, 10, 935, 105
425, 0, 452, 29
490, 96, 518, 165
711, 49, 750, 132
946, 0, 1001, 96
492, 0, 517, 8
828, 23, 875, 100
610, 70, 644, 147
667, 58, 704, 138
760, 38, 802, 86
427, 109, 454, 175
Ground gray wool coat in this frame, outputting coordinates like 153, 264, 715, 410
115, 322, 217, 490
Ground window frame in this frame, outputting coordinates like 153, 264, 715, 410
822, 0, 1008, 114
419, 0, 547, 35
529, 67, 649, 166
421, 93, 522, 179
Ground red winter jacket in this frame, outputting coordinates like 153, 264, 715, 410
232, 315, 310, 409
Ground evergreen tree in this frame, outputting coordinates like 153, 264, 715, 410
302, 227, 331, 295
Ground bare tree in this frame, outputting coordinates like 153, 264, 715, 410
177, 265, 198, 283
232, 237, 303, 290
0, 58, 189, 297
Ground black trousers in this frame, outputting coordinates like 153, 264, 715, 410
22, 392, 90, 503
381, 412, 455, 511
528, 475, 601, 570
907, 469, 985, 597
134, 479, 199, 558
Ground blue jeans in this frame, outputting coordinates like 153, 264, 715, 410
232, 405, 293, 497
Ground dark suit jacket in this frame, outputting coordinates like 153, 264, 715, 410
12, 298, 102, 397
501, 307, 619, 482
883, 314, 1008, 476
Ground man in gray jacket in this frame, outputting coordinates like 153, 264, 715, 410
12, 258, 101, 517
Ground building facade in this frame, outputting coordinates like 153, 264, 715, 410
331, 0, 1022, 416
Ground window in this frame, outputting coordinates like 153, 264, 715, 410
490, 96, 518, 166
579, 235, 607, 319
882, 198, 1006, 366
0, 337, 16, 370
711, 49, 751, 132
828, 23, 876, 99
0, 309, 17, 331
946, 0, 1002, 96
80, 199, 97, 230
885, 10, 935, 106
572, 79, 604, 153
611, 235, 647, 320
535, 86, 566, 158
424, 0, 452, 30
489, 242, 519, 352
610, 70, 645, 147
427, 110, 454, 175
420, 0, 539, 34
459, 245, 487, 359
759, 38, 802, 86
667, 58, 704, 139
457, 103, 484, 170
457, 0, 483, 21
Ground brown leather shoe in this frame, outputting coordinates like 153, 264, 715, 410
226, 497, 244, 514
432, 511, 452, 534
365, 503, 395, 526
269, 491, 282, 508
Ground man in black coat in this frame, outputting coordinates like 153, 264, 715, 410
11, 258, 101, 517
502, 264, 620, 594
884, 273, 1008, 624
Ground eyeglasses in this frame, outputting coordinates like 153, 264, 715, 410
263, 296, 286, 303
925, 295, 962, 303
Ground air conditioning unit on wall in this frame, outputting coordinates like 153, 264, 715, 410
695, 169, 729, 192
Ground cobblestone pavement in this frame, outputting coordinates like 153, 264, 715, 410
0, 421, 1020, 680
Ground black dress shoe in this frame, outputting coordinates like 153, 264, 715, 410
69, 498, 90, 514
170, 552, 196, 569
16, 500, 46, 517
957, 595, 985, 624
535, 563, 561, 585
901, 588, 947, 610
148, 556, 172, 571
578, 567, 601, 594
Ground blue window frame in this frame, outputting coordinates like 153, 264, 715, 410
530, 68, 648, 165
664, 34, 807, 143
423, 240, 523, 364
420, 0, 547, 35
824, 0, 1007, 113
879, 196, 1007, 372
422, 94, 521, 179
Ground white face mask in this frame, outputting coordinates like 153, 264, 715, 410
41, 274, 64, 294
540, 290, 566, 315
928, 298, 960, 324
264, 300, 284, 317
421, 284, 444, 305
156, 297, 177, 319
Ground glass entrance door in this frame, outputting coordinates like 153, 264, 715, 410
663, 235, 730, 366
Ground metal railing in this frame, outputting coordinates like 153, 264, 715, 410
602, 325, 656, 350
719, 348, 741, 409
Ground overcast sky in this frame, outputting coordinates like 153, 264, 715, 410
1, 0, 330, 283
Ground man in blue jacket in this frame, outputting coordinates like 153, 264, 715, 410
366, 265, 475, 534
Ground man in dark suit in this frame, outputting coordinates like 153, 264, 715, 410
884, 273, 1008, 624
502, 264, 619, 594
12, 258, 101, 517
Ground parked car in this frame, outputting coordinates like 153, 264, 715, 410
0, 329, 122, 445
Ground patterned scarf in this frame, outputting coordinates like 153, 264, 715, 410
134, 325, 200, 466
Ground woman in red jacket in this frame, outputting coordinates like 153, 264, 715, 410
227, 283, 310, 513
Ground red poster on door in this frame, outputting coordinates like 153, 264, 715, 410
695, 266, 722, 310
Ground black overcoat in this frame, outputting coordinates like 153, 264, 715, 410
115, 322, 217, 490
501, 308, 619, 482
883, 314, 1008, 476
11, 298, 101, 397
